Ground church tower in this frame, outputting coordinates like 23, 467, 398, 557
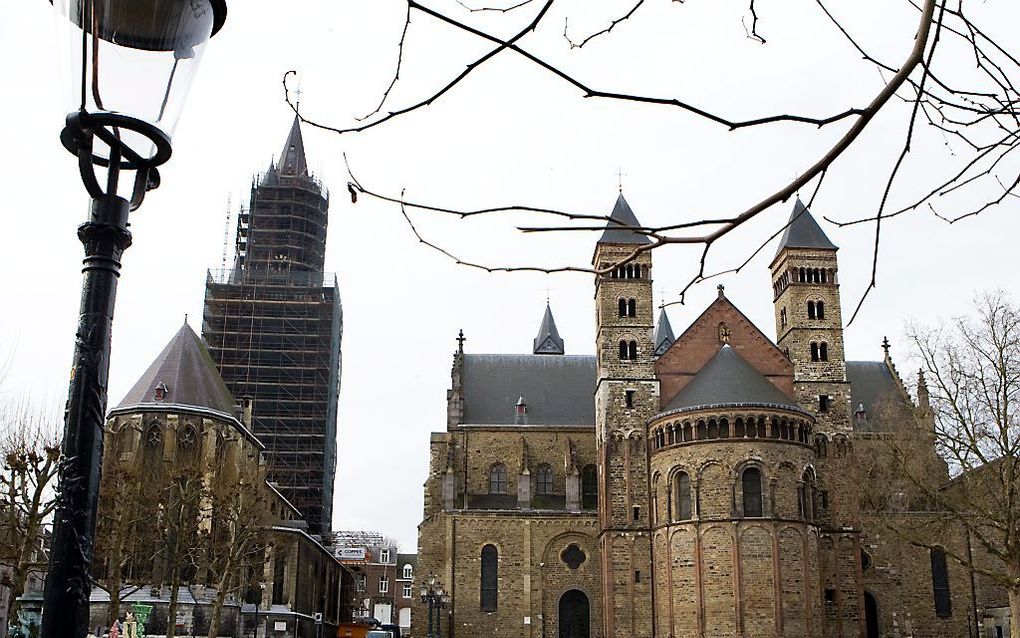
593, 194, 656, 638
770, 199, 851, 433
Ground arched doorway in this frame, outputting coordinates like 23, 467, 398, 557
558, 589, 590, 638
864, 591, 880, 638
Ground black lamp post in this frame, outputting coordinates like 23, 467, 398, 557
420, 576, 450, 638
41, 2, 226, 637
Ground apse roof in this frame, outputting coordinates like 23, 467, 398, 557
661, 345, 804, 415
115, 322, 237, 419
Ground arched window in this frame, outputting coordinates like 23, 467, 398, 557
403, 564, 413, 579
816, 301, 825, 319
931, 548, 952, 617
800, 469, 816, 521
742, 468, 763, 517
177, 424, 198, 465
618, 299, 627, 317
821, 269, 828, 283
143, 424, 163, 468
619, 341, 628, 360
581, 465, 598, 509
780, 307, 787, 329
819, 342, 829, 361
481, 545, 498, 612
488, 464, 508, 494
627, 299, 636, 317
799, 268, 806, 282
810, 342, 820, 361
675, 473, 692, 520
535, 464, 553, 495
635, 264, 642, 278
628, 341, 638, 360
626, 264, 634, 279
808, 301, 816, 319
735, 418, 745, 438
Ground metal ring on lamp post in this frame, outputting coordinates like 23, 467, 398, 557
60, 110, 173, 170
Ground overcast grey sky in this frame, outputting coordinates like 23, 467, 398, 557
1, 0, 1017, 551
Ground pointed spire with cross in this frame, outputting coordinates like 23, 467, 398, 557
615, 168, 627, 193
882, 336, 891, 357
456, 329, 466, 355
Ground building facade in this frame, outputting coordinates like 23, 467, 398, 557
334, 532, 416, 634
417, 195, 980, 638
84, 324, 348, 638
202, 116, 342, 537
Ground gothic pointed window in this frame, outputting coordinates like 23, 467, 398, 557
143, 423, 163, 468
535, 464, 554, 495
675, 472, 692, 520
481, 545, 498, 612
177, 424, 198, 466
742, 468, 763, 517
489, 464, 508, 494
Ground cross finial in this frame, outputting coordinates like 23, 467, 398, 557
294, 82, 304, 115
717, 284, 726, 299
615, 168, 627, 193
456, 329, 466, 354
544, 281, 552, 305
657, 284, 667, 308
882, 336, 891, 355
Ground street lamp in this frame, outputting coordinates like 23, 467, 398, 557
41, 2, 227, 637
420, 576, 450, 638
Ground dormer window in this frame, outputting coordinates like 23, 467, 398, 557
854, 403, 868, 423
153, 382, 168, 402
515, 396, 527, 424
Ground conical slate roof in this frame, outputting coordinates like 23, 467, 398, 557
116, 322, 237, 418
533, 303, 565, 355
598, 194, 652, 245
661, 345, 803, 414
653, 308, 675, 357
277, 115, 308, 177
775, 199, 837, 257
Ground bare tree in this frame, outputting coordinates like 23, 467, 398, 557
842, 292, 1020, 635
204, 466, 269, 638
0, 404, 60, 629
290, 0, 1018, 318
157, 465, 208, 638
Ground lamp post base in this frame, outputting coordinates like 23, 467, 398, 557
41, 194, 132, 638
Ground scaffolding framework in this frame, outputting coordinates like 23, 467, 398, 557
203, 130, 340, 537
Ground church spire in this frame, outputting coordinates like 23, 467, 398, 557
533, 303, 565, 355
277, 114, 308, 177
774, 198, 837, 258
598, 193, 652, 245
653, 307, 675, 356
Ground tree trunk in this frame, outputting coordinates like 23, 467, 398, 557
1009, 586, 1020, 638
206, 569, 232, 638
166, 572, 180, 638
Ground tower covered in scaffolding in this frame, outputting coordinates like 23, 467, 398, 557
203, 116, 341, 537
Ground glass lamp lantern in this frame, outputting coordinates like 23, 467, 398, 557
54, 0, 227, 168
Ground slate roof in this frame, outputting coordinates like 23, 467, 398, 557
462, 354, 596, 425
847, 361, 909, 430
115, 322, 237, 418
653, 307, 675, 357
533, 303, 565, 355
774, 198, 837, 258
278, 114, 308, 177
661, 345, 803, 415
598, 193, 652, 245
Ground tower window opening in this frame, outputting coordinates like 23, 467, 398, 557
819, 342, 829, 361
799, 268, 806, 282
635, 264, 642, 278
625, 390, 635, 409
627, 299, 637, 317
618, 299, 627, 317
810, 342, 820, 361
619, 341, 628, 360
821, 269, 828, 283
628, 341, 638, 360
808, 301, 816, 319
817, 301, 826, 319
633, 506, 640, 521
819, 395, 830, 413
626, 264, 634, 278
780, 307, 787, 329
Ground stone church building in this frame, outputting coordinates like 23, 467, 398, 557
416, 195, 981, 638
